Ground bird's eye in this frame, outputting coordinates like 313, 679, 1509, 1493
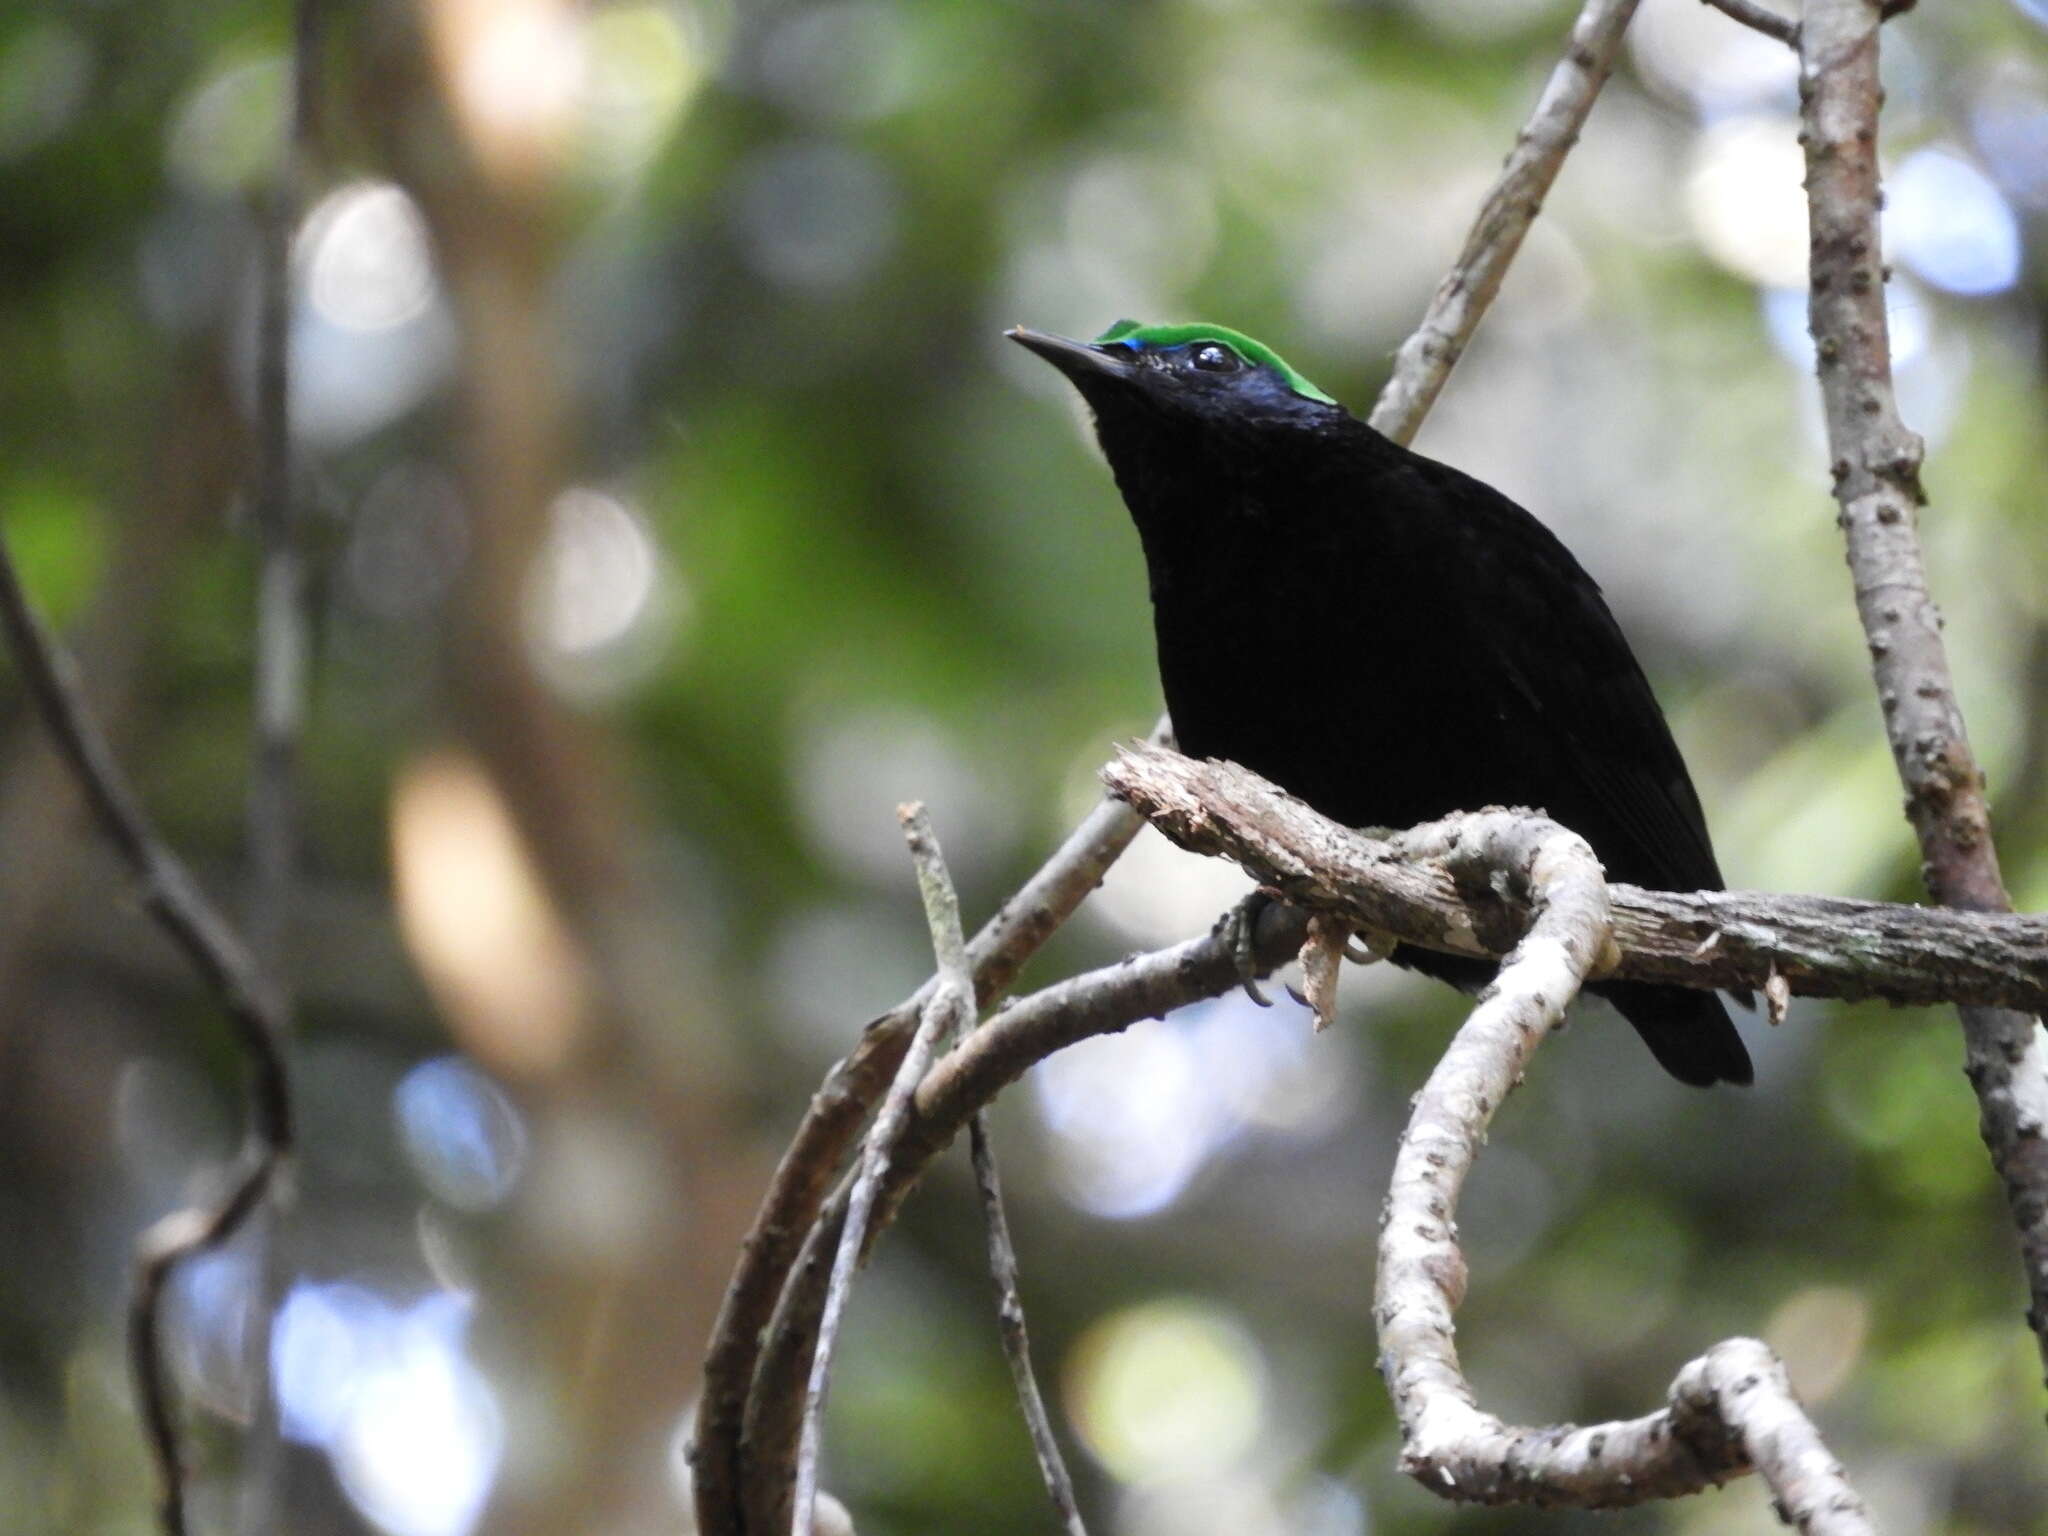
1190, 343, 1238, 373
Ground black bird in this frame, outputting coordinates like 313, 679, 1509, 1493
1010, 318, 1751, 1087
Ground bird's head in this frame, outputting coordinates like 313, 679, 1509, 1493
1006, 319, 1343, 445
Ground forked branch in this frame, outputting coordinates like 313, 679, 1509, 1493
0, 532, 291, 1536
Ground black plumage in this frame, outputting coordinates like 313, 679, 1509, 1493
1011, 321, 1752, 1087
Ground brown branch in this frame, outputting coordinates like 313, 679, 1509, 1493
1107, 743, 2048, 1012
1368, 0, 1640, 446
1369, 811, 1873, 1529
1797, 0, 2048, 1383
735, 906, 1310, 1536
1698, 0, 1799, 46
0, 530, 291, 1535
691, 741, 1157, 1534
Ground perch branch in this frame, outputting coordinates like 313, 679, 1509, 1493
1104, 743, 2048, 1013
1369, 0, 1640, 446
0, 532, 291, 1536
1797, 0, 2048, 1380
1370, 812, 1873, 1530
790, 806, 980, 1536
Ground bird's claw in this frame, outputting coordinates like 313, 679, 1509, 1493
1345, 930, 1396, 966
1218, 890, 1277, 1007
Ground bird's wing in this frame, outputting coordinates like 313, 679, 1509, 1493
1431, 466, 1726, 895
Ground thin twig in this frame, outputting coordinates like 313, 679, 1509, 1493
1368, 813, 1873, 1530
247, 0, 320, 968
1106, 743, 2048, 1014
1698, 0, 1799, 47
906, 798, 1088, 1531
692, 735, 1157, 1535
1797, 0, 2048, 1385
967, 1116, 1089, 1536
1368, 0, 1641, 446
0, 533, 291, 1535
790, 805, 979, 1536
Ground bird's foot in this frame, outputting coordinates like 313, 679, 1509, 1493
1345, 929, 1396, 966
1215, 889, 1281, 1007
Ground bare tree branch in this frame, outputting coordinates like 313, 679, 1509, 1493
1698, 0, 1799, 46
1370, 813, 1873, 1530
1106, 743, 2048, 1013
691, 763, 1155, 1534
790, 805, 979, 1536
1368, 0, 1640, 446
737, 905, 1310, 1536
0, 533, 291, 1536
1797, 0, 2048, 1382
907, 800, 1091, 1532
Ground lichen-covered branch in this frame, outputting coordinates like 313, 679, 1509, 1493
1368, 0, 1640, 446
1371, 812, 1873, 1530
0, 527, 291, 1536
1797, 0, 2048, 1381
1107, 743, 2048, 1013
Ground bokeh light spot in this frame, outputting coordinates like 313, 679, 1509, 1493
1066, 1299, 1267, 1483
395, 1057, 529, 1213
1686, 115, 1809, 288
1885, 146, 2021, 296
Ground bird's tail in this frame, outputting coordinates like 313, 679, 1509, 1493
1392, 945, 1753, 1087
1597, 980, 1753, 1088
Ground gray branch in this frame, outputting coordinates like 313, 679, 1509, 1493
1797, 0, 2048, 1381
1105, 742, 2048, 1013
691, 748, 1154, 1534
1368, 0, 1640, 446
1368, 811, 1874, 1531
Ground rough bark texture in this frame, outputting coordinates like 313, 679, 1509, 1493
1106, 743, 2048, 1013
1797, 0, 2048, 1380
1367, 814, 1873, 1529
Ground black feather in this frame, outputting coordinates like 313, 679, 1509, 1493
1013, 324, 1752, 1087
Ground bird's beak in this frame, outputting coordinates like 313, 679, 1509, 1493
1005, 326, 1137, 385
